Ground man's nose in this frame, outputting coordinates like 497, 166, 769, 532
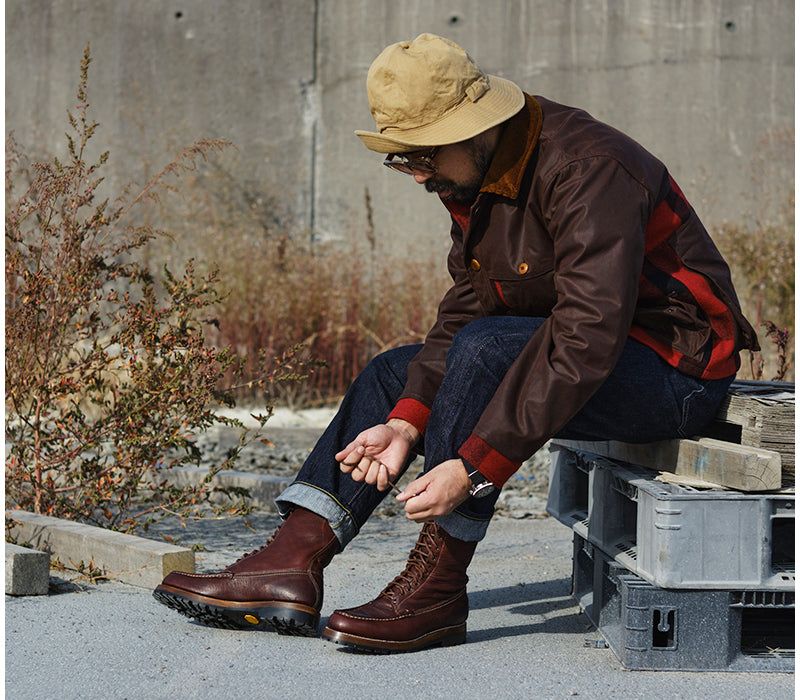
413, 170, 433, 184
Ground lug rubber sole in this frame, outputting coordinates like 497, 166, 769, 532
321, 622, 467, 654
152, 585, 319, 636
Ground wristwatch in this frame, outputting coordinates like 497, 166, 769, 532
466, 467, 497, 499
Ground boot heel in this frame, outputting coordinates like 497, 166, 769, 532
259, 606, 320, 637
438, 623, 467, 647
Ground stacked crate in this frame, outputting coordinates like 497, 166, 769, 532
547, 381, 794, 672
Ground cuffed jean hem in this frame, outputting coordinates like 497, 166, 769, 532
275, 482, 358, 550
436, 508, 493, 542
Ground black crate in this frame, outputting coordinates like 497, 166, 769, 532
572, 533, 795, 672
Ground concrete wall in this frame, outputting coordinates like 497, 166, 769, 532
6, 0, 794, 258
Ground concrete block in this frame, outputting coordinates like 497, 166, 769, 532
160, 467, 291, 511
5, 543, 50, 596
6, 511, 194, 590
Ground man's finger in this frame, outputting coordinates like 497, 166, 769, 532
397, 484, 428, 504
404, 497, 434, 521
334, 443, 355, 462
377, 463, 389, 491
336, 444, 365, 466
396, 473, 430, 501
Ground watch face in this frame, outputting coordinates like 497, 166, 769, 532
470, 481, 496, 498
466, 468, 496, 498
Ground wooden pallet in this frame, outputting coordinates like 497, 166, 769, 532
554, 437, 781, 491
700, 380, 794, 487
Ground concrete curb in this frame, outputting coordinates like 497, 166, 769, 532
3, 471, 288, 593
159, 466, 291, 511
5, 543, 50, 596
6, 511, 195, 590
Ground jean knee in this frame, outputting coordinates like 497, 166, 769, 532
448, 320, 496, 370
361, 344, 421, 384
447, 316, 546, 371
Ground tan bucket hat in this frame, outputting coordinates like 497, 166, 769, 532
355, 33, 525, 154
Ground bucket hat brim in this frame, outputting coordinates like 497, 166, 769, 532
355, 74, 524, 154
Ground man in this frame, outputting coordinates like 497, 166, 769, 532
154, 34, 758, 653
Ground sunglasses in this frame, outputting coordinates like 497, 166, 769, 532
383, 146, 440, 176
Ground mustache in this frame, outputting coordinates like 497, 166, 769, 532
424, 178, 454, 194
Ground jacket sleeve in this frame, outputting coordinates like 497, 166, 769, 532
459, 156, 651, 486
387, 224, 484, 435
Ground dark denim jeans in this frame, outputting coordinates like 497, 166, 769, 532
276, 316, 733, 546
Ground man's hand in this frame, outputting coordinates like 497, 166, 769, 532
396, 459, 472, 522
335, 419, 419, 491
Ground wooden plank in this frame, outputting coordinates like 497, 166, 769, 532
553, 437, 781, 491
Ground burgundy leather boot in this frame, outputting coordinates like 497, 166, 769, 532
322, 522, 477, 653
153, 507, 338, 635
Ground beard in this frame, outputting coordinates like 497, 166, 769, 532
424, 137, 494, 204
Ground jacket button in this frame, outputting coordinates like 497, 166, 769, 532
470, 258, 481, 271
518, 262, 529, 274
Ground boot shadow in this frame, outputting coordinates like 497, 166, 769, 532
466, 577, 588, 644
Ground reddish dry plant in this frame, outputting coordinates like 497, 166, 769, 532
763, 321, 792, 381
5, 45, 305, 532
715, 216, 794, 381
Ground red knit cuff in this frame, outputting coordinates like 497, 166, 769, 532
387, 398, 431, 436
458, 433, 521, 488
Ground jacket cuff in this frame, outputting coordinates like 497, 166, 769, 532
387, 398, 431, 437
458, 433, 521, 488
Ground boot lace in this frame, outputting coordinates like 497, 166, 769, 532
381, 523, 440, 602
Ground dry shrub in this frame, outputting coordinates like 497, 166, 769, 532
5, 46, 296, 532
153, 165, 451, 407
713, 126, 795, 381
217, 238, 450, 406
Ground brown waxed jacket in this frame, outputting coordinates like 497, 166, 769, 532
387, 94, 759, 487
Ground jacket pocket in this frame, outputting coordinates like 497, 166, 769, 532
632, 294, 711, 356
489, 267, 557, 316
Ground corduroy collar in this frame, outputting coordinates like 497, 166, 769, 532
480, 93, 543, 199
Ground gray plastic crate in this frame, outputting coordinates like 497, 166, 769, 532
550, 445, 795, 590
590, 456, 795, 590
546, 446, 591, 533
572, 532, 795, 672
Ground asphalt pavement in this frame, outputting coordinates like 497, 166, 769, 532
5, 510, 795, 699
